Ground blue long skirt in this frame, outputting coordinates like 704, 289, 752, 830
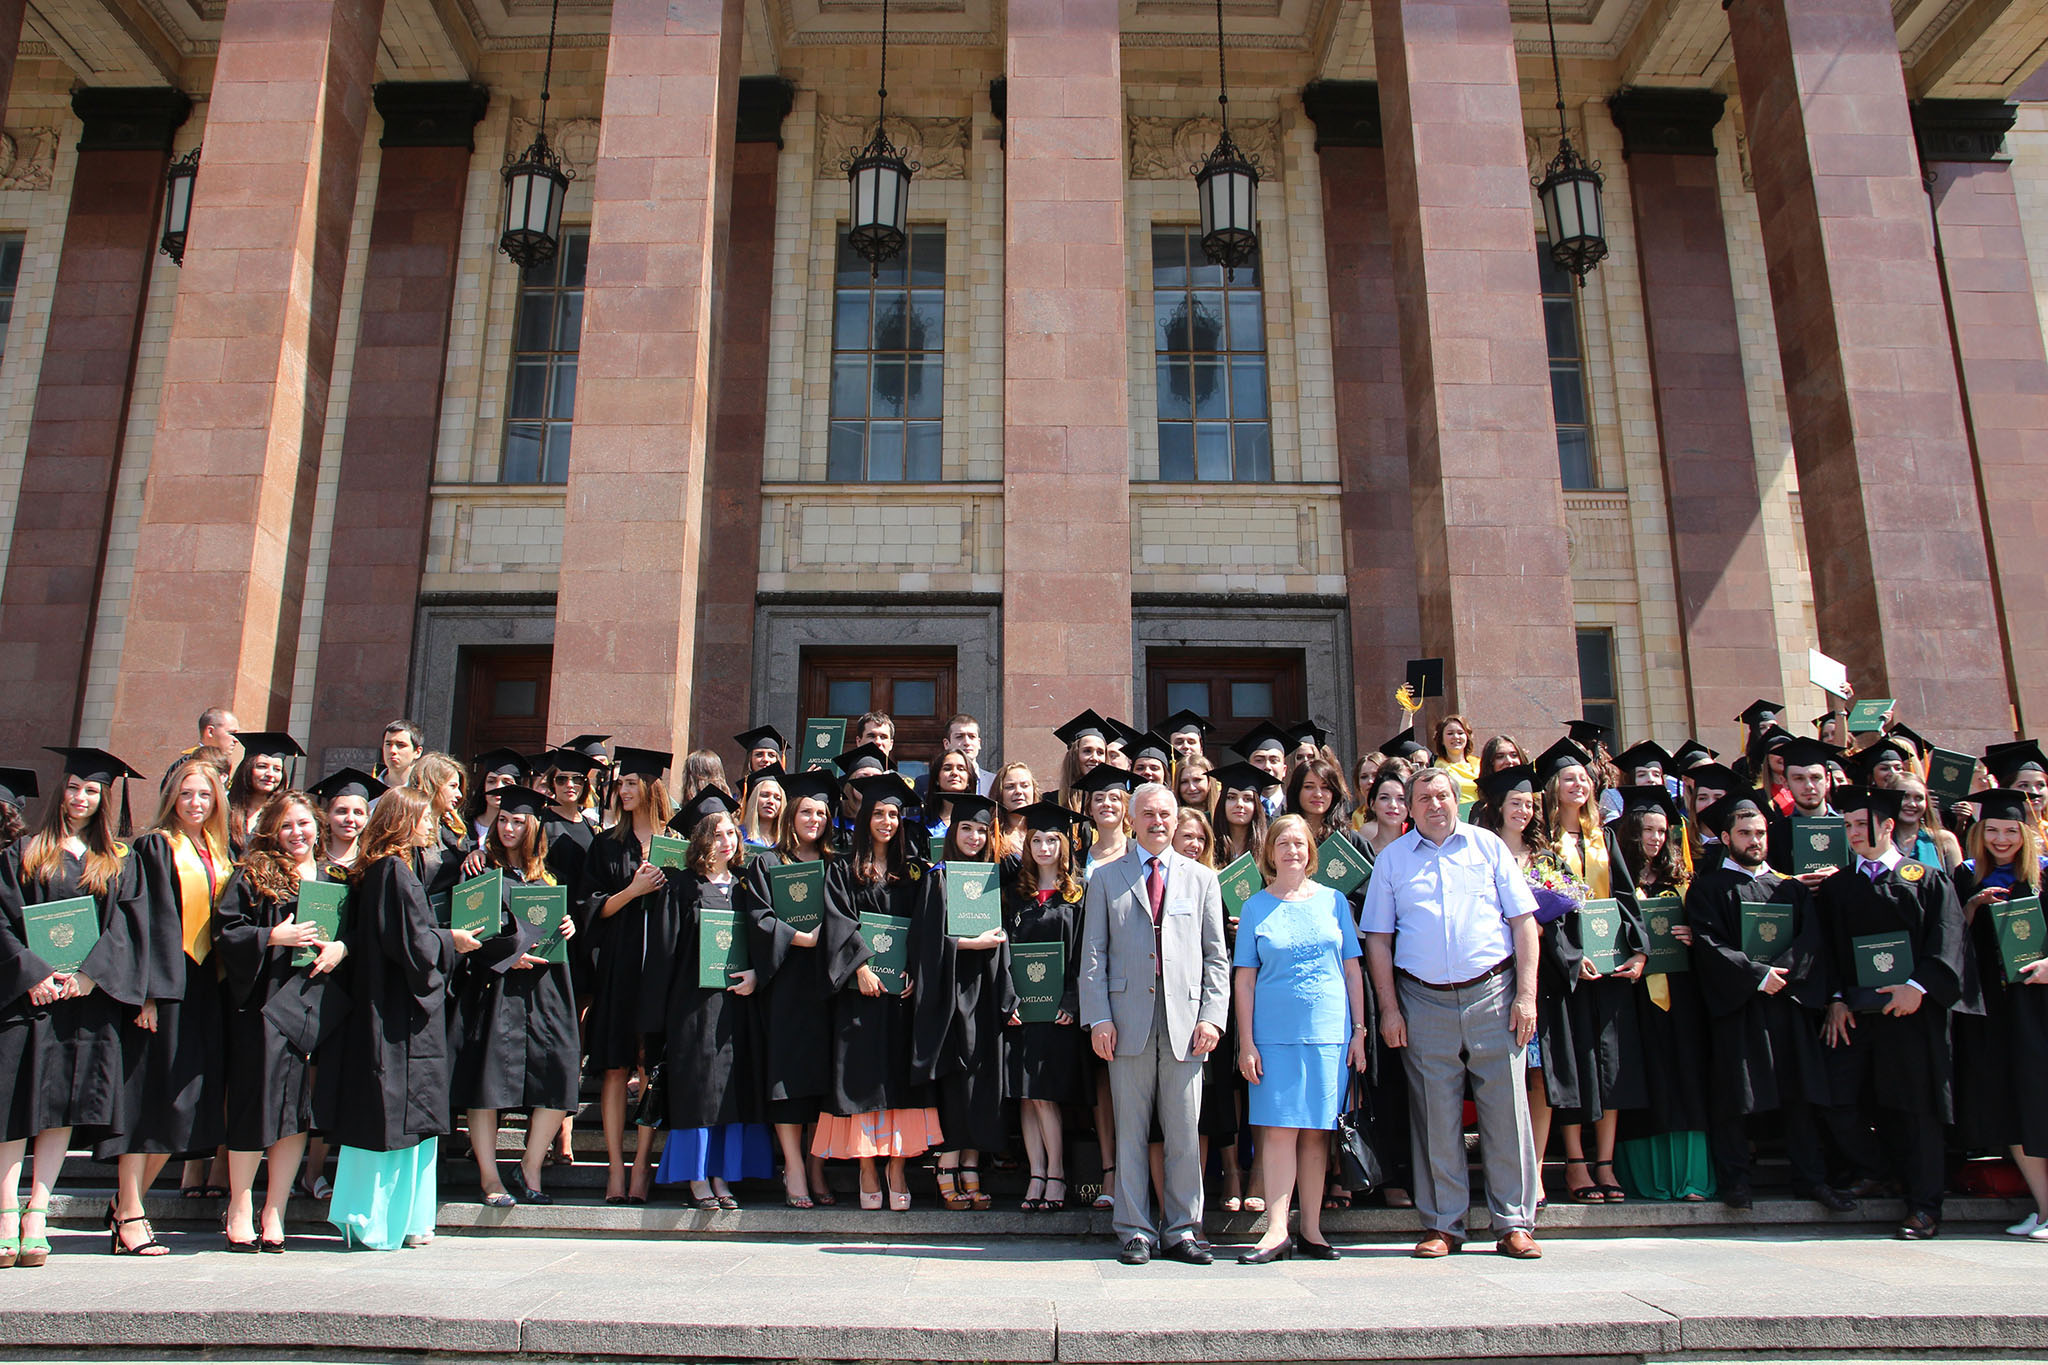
654, 1122, 774, 1184
329, 1138, 438, 1250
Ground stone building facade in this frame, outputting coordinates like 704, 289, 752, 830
0, 0, 2041, 786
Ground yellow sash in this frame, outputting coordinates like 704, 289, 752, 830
170, 829, 223, 964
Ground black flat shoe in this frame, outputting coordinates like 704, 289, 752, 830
605, 1194, 629, 1206
224, 1235, 259, 1253
507, 1174, 552, 1206
259, 1237, 285, 1254
1238, 1238, 1294, 1265
1117, 1237, 1151, 1266
1298, 1239, 1340, 1260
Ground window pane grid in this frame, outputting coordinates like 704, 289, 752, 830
1576, 627, 1620, 742
1539, 238, 1597, 490
828, 226, 945, 482
501, 230, 587, 484
0, 233, 24, 361
1153, 227, 1270, 482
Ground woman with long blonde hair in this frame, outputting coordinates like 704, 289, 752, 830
404, 752, 471, 897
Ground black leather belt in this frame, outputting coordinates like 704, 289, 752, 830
1399, 957, 1512, 991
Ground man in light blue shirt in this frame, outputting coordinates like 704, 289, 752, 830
1361, 767, 1542, 1260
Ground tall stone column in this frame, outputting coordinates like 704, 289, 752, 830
1002, 0, 1132, 779
0, 90, 189, 778
1302, 82, 1422, 747
107, 0, 387, 769
548, 0, 744, 751
1725, 0, 2012, 745
305, 83, 489, 773
1370, 0, 1581, 736
1914, 100, 2048, 735
1607, 89, 1785, 736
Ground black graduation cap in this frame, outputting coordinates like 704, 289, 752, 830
1476, 764, 1538, 806
1671, 739, 1717, 769
1887, 723, 1931, 758
1832, 784, 1904, 822
1404, 658, 1445, 700
1736, 700, 1784, 728
852, 771, 918, 809
1053, 709, 1115, 747
261, 971, 351, 1056
733, 725, 787, 758
236, 731, 306, 760
675, 785, 739, 833
1812, 713, 1839, 731
1698, 787, 1768, 837
1156, 709, 1212, 739
611, 746, 671, 779
1612, 741, 1671, 776
781, 770, 841, 807
1288, 720, 1330, 752
946, 793, 998, 826
1564, 719, 1610, 750
564, 734, 612, 761
1125, 730, 1174, 767
1682, 762, 1740, 796
1236, 721, 1293, 758
473, 747, 530, 781
1986, 740, 2048, 787
308, 767, 387, 806
1532, 739, 1591, 782
1073, 764, 1137, 796
1378, 731, 1429, 761
831, 742, 890, 778
47, 746, 142, 784
1019, 798, 1086, 834
1099, 718, 1143, 753
1616, 784, 1682, 826
0, 765, 37, 807
490, 784, 552, 819
741, 763, 788, 795
1848, 736, 1915, 775
539, 747, 599, 776
1758, 725, 1798, 751
1774, 737, 1840, 772
1975, 788, 2034, 824
1208, 761, 1273, 794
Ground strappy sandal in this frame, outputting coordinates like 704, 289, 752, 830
110, 1213, 168, 1256
1593, 1161, 1626, 1203
1566, 1160, 1604, 1202
0, 1207, 17, 1269
934, 1169, 974, 1211
1092, 1164, 1116, 1210
17, 1205, 50, 1268
959, 1165, 992, 1210
295, 1174, 332, 1201
1323, 1184, 1352, 1211
1242, 1195, 1266, 1214
1042, 1176, 1067, 1212
1021, 1176, 1046, 1211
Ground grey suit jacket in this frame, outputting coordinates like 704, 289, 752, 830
1078, 845, 1230, 1061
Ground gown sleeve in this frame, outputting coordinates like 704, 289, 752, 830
212, 870, 281, 1008
910, 870, 956, 1081
363, 858, 454, 1006
819, 860, 874, 992
1909, 870, 1967, 1009
120, 832, 194, 1005
76, 849, 151, 1008
739, 851, 803, 980
638, 870, 692, 1035
0, 841, 47, 1009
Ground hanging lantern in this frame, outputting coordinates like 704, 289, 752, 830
842, 0, 913, 275
159, 146, 199, 266
1533, 0, 1606, 285
1193, 0, 1259, 279
498, 0, 575, 271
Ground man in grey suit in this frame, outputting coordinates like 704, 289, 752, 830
1079, 782, 1231, 1265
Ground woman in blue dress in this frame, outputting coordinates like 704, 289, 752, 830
1233, 814, 1366, 1264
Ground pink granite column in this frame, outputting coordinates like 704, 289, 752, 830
1371, 0, 1581, 737
1725, 0, 2012, 746
548, 0, 744, 750
106, 0, 386, 767
1002, 0, 1132, 779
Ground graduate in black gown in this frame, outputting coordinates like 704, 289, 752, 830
225, 733, 301, 857
452, 785, 580, 1207
403, 752, 473, 899
312, 768, 385, 874
532, 748, 599, 1170
1814, 785, 1968, 1238
576, 745, 672, 1204
737, 769, 840, 1208
1948, 790, 2048, 1235
106, 754, 234, 1237
815, 773, 943, 1209
0, 749, 149, 1263
918, 793, 1014, 1211
213, 790, 347, 1250
641, 788, 772, 1207
1685, 790, 1856, 1210
1003, 799, 1087, 1212
317, 787, 483, 1250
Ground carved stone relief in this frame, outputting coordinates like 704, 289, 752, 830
814, 114, 970, 179
0, 129, 58, 192
1128, 114, 1281, 181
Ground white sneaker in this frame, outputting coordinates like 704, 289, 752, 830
2006, 1212, 2042, 1237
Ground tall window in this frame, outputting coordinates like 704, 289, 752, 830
1152, 227, 1270, 482
829, 226, 945, 482
502, 229, 587, 484
0, 234, 24, 361
1576, 627, 1620, 743
1540, 242, 1596, 490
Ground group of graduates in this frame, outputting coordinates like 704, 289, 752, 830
0, 692, 2042, 1265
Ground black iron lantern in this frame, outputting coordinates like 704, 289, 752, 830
843, 0, 914, 274
159, 146, 199, 266
1193, 0, 1259, 279
499, 0, 575, 271
1533, 0, 1606, 284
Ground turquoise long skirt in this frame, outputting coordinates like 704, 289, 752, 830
1614, 1130, 1716, 1201
329, 1138, 438, 1250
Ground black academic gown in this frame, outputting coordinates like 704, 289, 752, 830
738, 849, 833, 1121
820, 859, 940, 1116
639, 871, 763, 1130
576, 826, 653, 1073
1814, 857, 1967, 1119
450, 869, 578, 1114
542, 812, 597, 994
0, 841, 150, 1141
913, 860, 1016, 1153
414, 822, 472, 900
213, 867, 352, 1150
313, 857, 458, 1152
1951, 858, 2048, 1155
1685, 862, 1834, 1116
1002, 868, 1084, 1104
1535, 827, 1648, 1121
1618, 875, 1714, 1139
101, 831, 228, 1158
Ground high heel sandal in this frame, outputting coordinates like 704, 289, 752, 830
1565, 1160, 1604, 1203
935, 1169, 973, 1211
17, 1204, 50, 1268
110, 1214, 168, 1256
888, 1187, 912, 1212
959, 1165, 992, 1210
1593, 1161, 1626, 1203
1021, 1176, 1046, 1212
1092, 1163, 1115, 1210
859, 1185, 884, 1211
0, 1207, 18, 1270
1041, 1177, 1067, 1212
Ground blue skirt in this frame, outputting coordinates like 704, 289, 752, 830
1247, 1043, 1345, 1131
654, 1122, 774, 1184
329, 1139, 437, 1251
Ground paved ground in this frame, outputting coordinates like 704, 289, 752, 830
0, 1224, 2044, 1361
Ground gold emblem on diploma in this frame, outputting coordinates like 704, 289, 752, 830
1873, 951, 1896, 974
789, 882, 810, 904
49, 924, 75, 949
1590, 915, 1612, 939
872, 932, 895, 953
1758, 922, 1780, 944
1327, 858, 1349, 880
715, 928, 733, 950
1649, 914, 1670, 935
963, 879, 983, 901
1026, 961, 1048, 984
1808, 833, 1829, 852
2016, 919, 2035, 943
1234, 879, 1252, 900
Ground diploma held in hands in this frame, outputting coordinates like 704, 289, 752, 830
861, 913, 912, 993
697, 908, 750, 988
26, 895, 98, 974
768, 860, 825, 932
648, 834, 691, 871
451, 870, 504, 939
944, 862, 1001, 936
1576, 898, 1625, 974
1990, 895, 2046, 985
1218, 852, 1264, 919
1791, 817, 1851, 875
1852, 932, 1915, 989
1010, 942, 1064, 1023
510, 885, 570, 964
1738, 902, 1793, 963
1638, 895, 1689, 974
293, 880, 347, 967
1311, 834, 1367, 894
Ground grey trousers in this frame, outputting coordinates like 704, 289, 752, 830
1396, 966, 1539, 1240
1107, 991, 1205, 1248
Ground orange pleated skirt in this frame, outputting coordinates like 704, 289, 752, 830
809, 1108, 944, 1158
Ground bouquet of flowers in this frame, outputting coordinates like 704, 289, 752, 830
1525, 851, 1588, 926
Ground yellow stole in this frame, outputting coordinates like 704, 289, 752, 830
170, 829, 224, 964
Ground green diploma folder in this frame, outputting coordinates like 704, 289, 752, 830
1991, 894, 2046, 985
1847, 699, 1894, 733
451, 870, 503, 939
801, 719, 847, 769
429, 889, 451, 928
861, 912, 912, 993
1010, 941, 1064, 1023
292, 880, 347, 967
697, 908, 750, 989
1576, 898, 1625, 974
944, 861, 1001, 937
768, 860, 825, 933
1852, 932, 1914, 989
1311, 834, 1368, 895
26, 895, 98, 974
648, 834, 691, 871
1924, 748, 1977, 806
1791, 816, 1851, 875
510, 885, 569, 965
1638, 895, 1690, 974
1739, 902, 1794, 962
1218, 852, 1264, 919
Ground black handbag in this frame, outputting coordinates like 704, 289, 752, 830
632, 1064, 667, 1129
1332, 1070, 1383, 1194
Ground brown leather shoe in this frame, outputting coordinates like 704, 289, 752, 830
1412, 1231, 1461, 1258
1495, 1229, 1542, 1259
